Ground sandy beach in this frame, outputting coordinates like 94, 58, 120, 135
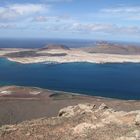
6, 49, 140, 64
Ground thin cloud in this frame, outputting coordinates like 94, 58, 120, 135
32, 15, 73, 23
69, 23, 140, 36
40, 0, 72, 2
0, 3, 49, 21
102, 6, 140, 13
99, 6, 140, 20
0, 24, 17, 29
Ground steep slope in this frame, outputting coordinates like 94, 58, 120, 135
0, 103, 140, 140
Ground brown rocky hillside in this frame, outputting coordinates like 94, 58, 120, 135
0, 103, 140, 140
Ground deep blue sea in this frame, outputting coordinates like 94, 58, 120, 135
0, 38, 140, 49
0, 38, 96, 48
0, 58, 140, 100
0, 39, 140, 100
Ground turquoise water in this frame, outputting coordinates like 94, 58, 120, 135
0, 58, 140, 100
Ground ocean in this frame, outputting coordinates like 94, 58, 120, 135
0, 58, 140, 100
0, 38, 139, 49
0, 38, 96, 48
1, 38, 140, 100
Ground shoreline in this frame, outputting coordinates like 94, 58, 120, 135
1, 46, 140, 64
0, 85, 139, 101
0, 85, 140, 102
0, 85, 140, 127
6, 53, 140, 64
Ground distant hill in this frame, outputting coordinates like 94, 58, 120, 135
39, 44, 70, 51
82, 42, 140, 55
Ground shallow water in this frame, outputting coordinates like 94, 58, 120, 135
0, 58, 140, 100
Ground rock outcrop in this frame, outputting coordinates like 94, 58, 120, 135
0, 103, 140, 140
39, 44, 70, 51
83, 43, 140, 55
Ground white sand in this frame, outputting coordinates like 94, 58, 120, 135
6, 49, 140, 64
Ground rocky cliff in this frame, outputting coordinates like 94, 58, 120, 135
0, 103, 140, 140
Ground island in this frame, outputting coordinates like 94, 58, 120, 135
1, 42, 140, 64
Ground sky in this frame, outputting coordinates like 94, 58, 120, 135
0, 0, 140, 42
